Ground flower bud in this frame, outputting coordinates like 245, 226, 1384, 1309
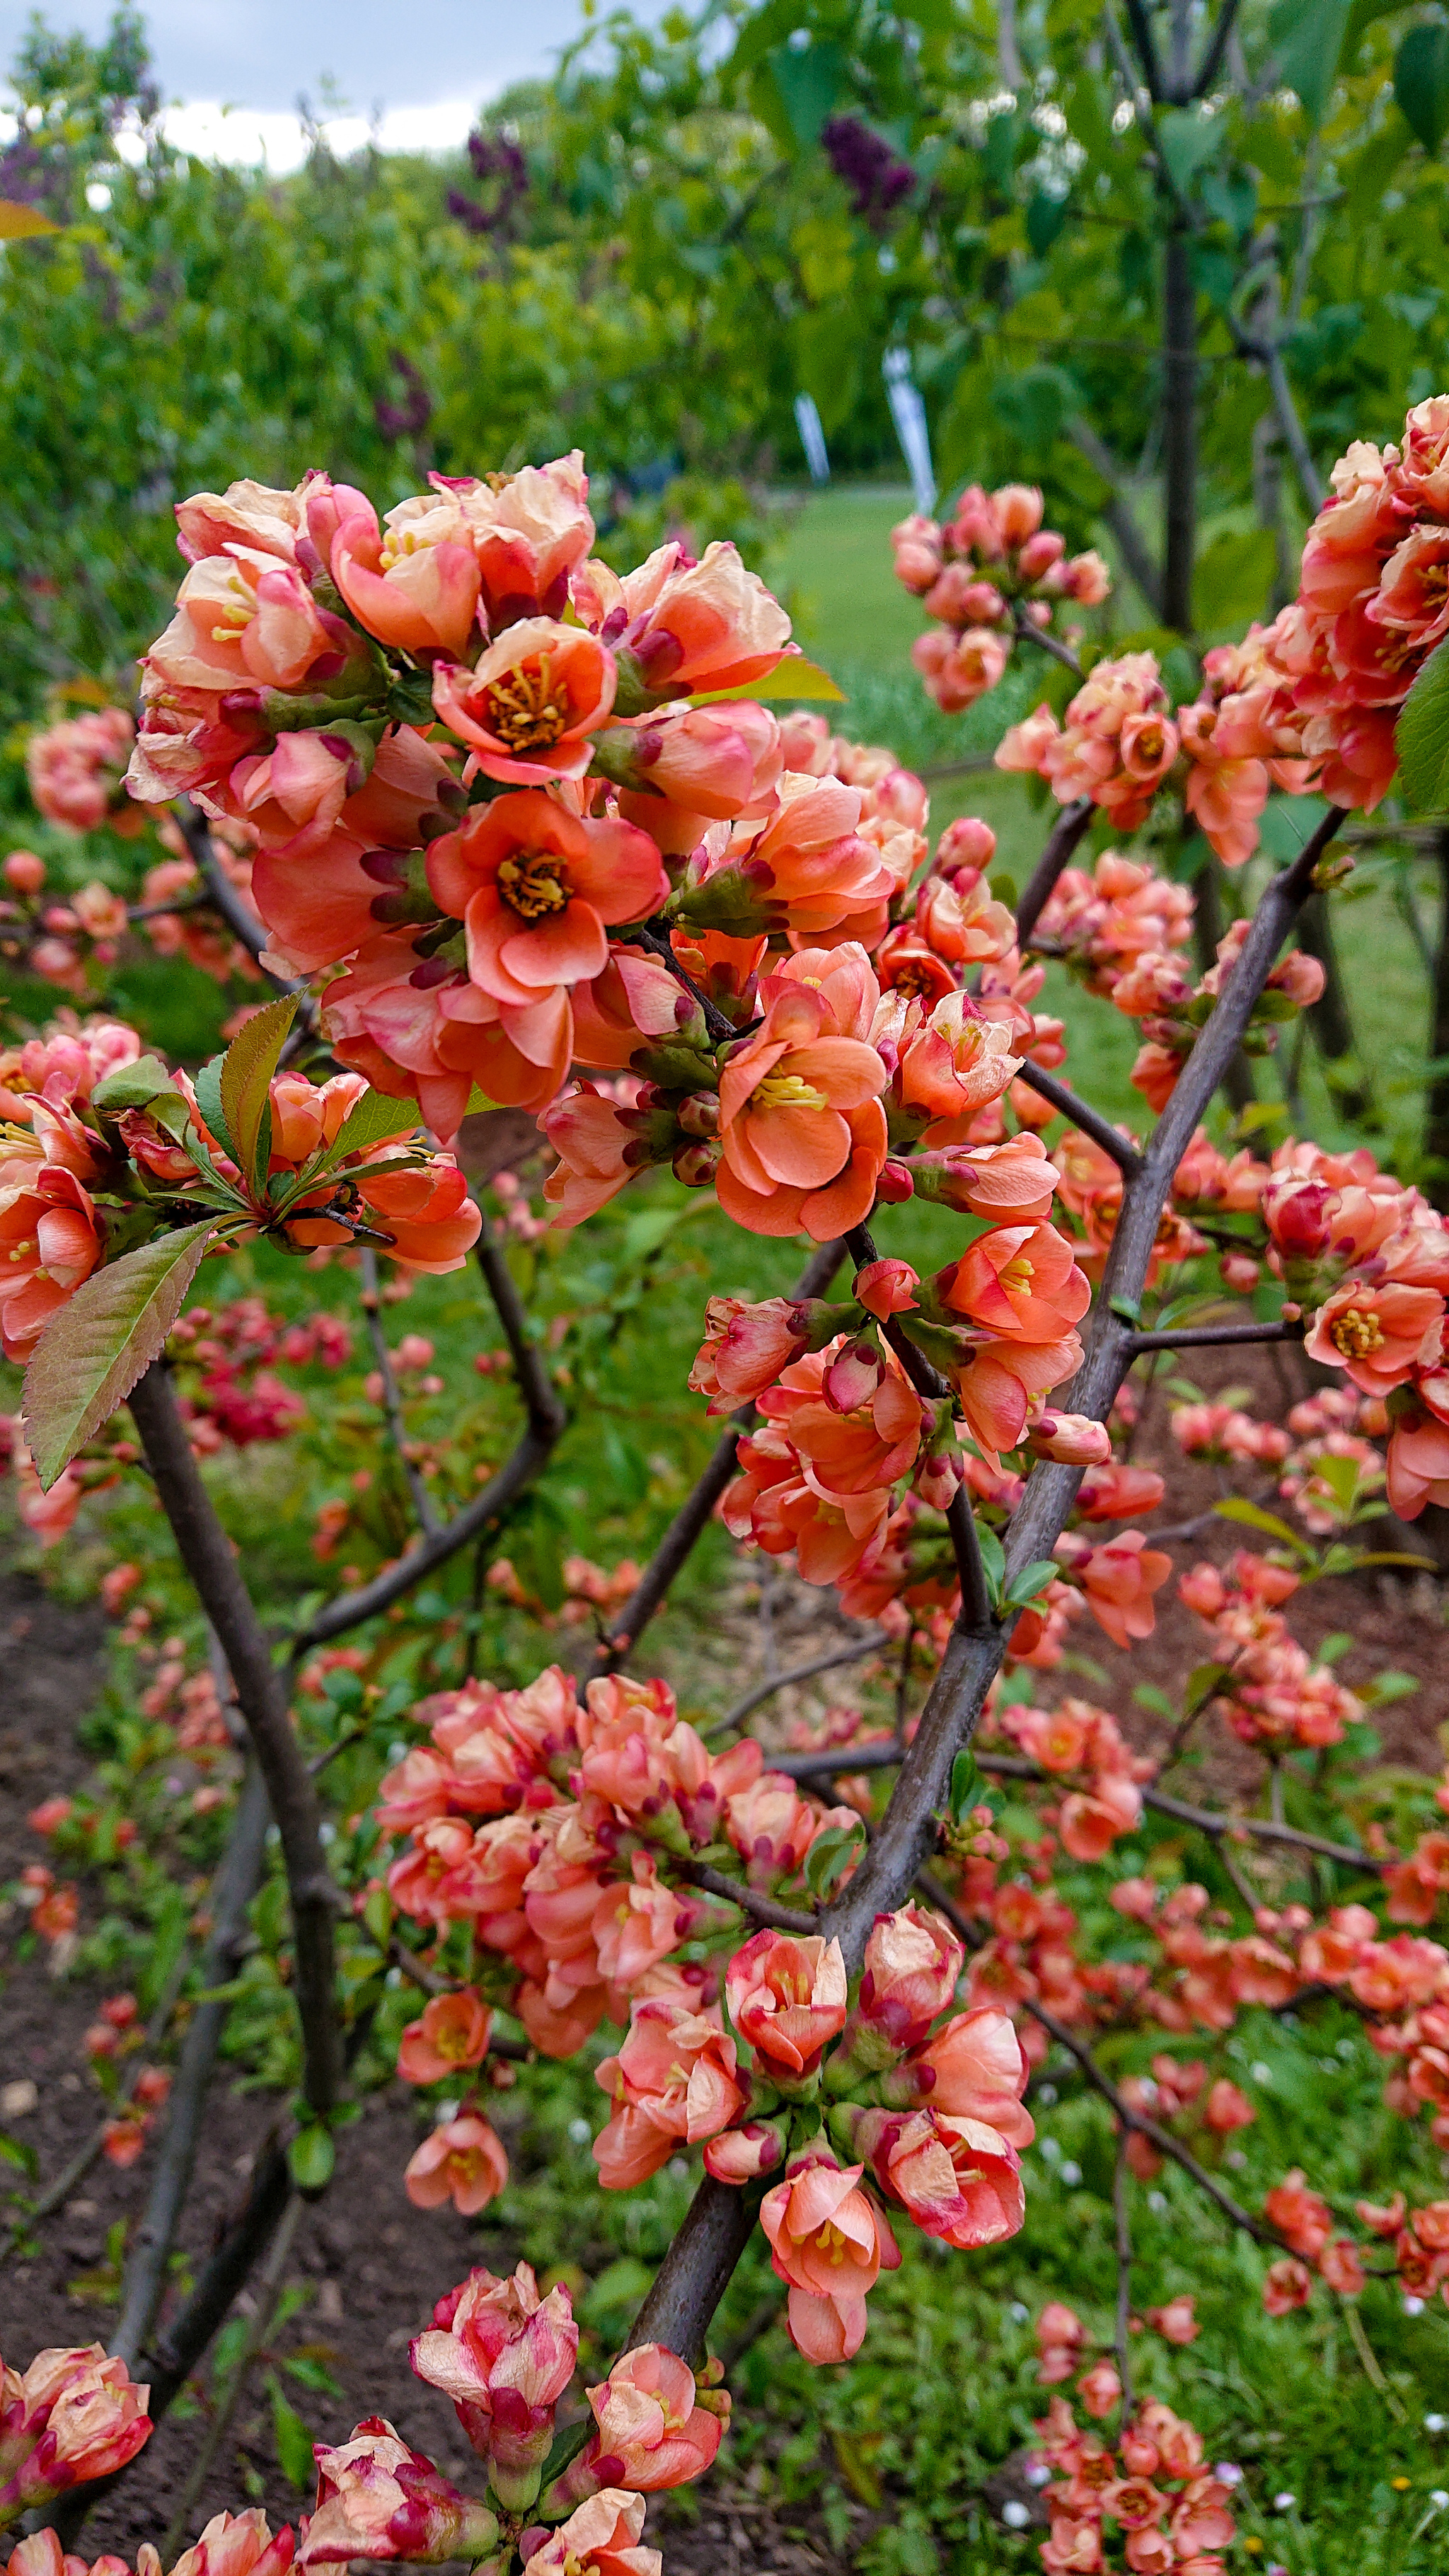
854, 1258, 919, 1319
675, 1091, 720, 1140
298, 2420, 500, 2565
671, 1140, 720, 1189
703, 2118, 788, 2182
1027, 1413, 1112, 1466
4, 851, 45, 896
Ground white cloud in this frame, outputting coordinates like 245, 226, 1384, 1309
157, 95, 477, 171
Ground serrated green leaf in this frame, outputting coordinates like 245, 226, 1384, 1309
221, 995, 298, 1192
90, 1055, 177, 1113
288, 2122, 335, 2192
268, 2374, 317, 2488
22, 1220, 217, 1489
1395, 634, 1449, 811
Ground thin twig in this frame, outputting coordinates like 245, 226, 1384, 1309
291, 1244, 567, 1651
1015, 798, 1097, 949
1128, 1318, 1305, 1352
631, 920, 746, 1046
360, 1247, 441, 1535
705, 1636, 887, 1738
848, 1222, 995, 1631
1011, 1062, 1145, 1176
1012, 605, 1085, 683
674, 1859, 818, 1935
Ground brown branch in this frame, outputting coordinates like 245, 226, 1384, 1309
591, 1236, 845, 1675
1010, 1063, 1145, 1175
126, 1362, 342, 2118
1012, 605, 1086, 683
673, 1859, 818, 1935
171, 799, 319, 1029
763, 1740, 1377, 1871
1128, 1318, 1305, 1352
294, 1244, 565, 1650
1015, 798, 1097, 949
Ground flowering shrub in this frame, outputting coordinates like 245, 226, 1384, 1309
11, 403, 1449, 2576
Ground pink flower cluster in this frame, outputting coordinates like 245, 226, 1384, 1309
1177, 1552, 1361, 1752
26, 709, 139, 837
1030, 2394, 1235, 2574
891, 485, 1109, 712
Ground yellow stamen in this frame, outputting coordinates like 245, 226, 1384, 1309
751, 1070, 829, 1114
485, 658, 571, 753
1328, 1305, 1385, 1360
999, 1254, 1035, 1295
497, 850, 571, 920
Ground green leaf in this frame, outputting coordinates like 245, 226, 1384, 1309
192, 1055, 238, 1163
221, 995, 298, 1192
1395, 21, 1449, 152
1185, 1660, 1230, 1716
694, 654, 845, 705
287, 2122, 335, 2193
90, 1055, 178, 1114
1157, 107, 1222, 198
948, 1749, 978, 1824
768, 39, 845, 146
1270, 0, 1351, 124
803, 1820, 865, 1899
1003, 1559, 1058, 1610
1358, 1669, 1420, 1706
1133, 1682, 1177, 1721
975, 1521, 1006, 1605
268, 2374, 317, 2489
1026, 190, 1068, 255
1393, 635, 1449, 809
22, 1220, 217, 1489
1213, 1497, 1309, 1552
282, 2353, 345, 2398
318, 1087, 422, 1170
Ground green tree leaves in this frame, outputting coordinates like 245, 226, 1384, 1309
1395, 21, 1449, 152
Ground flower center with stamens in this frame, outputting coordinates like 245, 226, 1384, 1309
817, 2222, 850, 2265
497, 850, 571, 919
999, 1253, 1035, 1295
8, 1239, 33, 1262
751, 1071, 829, 1114
1328, 1306, 1384, 1359
485, 660, 570, 752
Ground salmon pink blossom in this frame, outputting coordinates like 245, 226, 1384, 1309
427, 792, 668, 1010
403, 2113, 509, 2214
432, 621, 616, 785
724, 1929, 848, 2078
758, 2152, 900, 2362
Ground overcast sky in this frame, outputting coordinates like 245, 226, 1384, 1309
0, 1, 670, 164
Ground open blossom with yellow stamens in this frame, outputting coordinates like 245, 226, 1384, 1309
1305, 1278, 1445, 1395
432, 621, 617, 787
